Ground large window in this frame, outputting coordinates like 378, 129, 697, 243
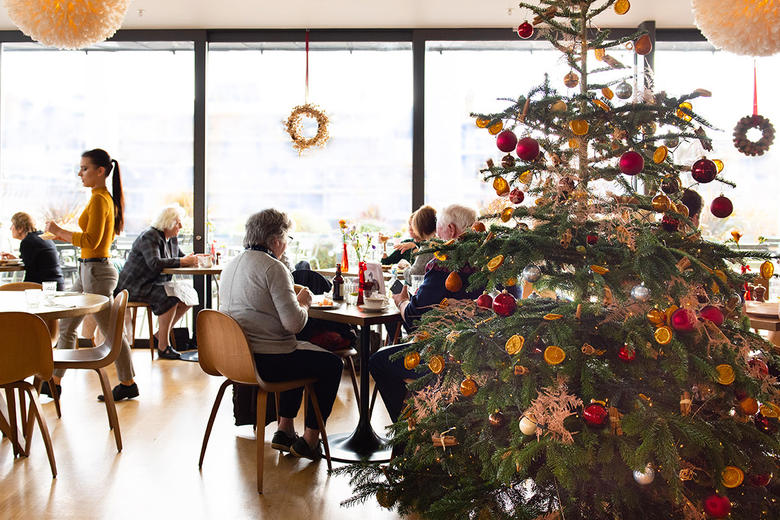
0, 42, 195, 252
424, 40, 635, 214
207, 42, 413, 267
655, 42, 780, 246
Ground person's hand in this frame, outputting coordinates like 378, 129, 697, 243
297, 287, 313, 307
0, 252, 16, 260
180, 254, 198, 267
392, 285, 409, 308
45, 221, 63, 239
394, 241, 417, 253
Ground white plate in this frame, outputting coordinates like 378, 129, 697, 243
358, 304, 389, 313
310, 303, 340, 310
0, 259, 21, 265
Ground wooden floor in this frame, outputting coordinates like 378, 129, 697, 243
1, 349, 402, 520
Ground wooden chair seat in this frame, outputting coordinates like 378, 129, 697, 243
52, 345, 112, 366
196, 309, 332, 494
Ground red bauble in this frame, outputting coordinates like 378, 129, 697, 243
699, 305, 724, 326
703, 493, 731, 519
749, 473, 772, 487
692, 158, 718, 183
586, 234, 598, 245
756, 414, 779, 434
516, 21, 534, 39
476, 293, 493, 309
492, 291, 517, 317
661, 215, 679, 232
748, 358, 769, 376
516, 137, 540, 161
509, 188, 525, 204
618, 345, 635, 362
670, 308, 697, 332
496, 130, 518, 153
583, 403, 608, 426
619, 151, 644, 175
710, 195, 733, 218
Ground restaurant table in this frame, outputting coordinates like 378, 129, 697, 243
162, 266, 223, 362
314, 266, 399, 282
0, 264, 24, 273
0, 291, 110, 456
308, 301, 402, 462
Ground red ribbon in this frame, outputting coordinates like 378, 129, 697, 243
753, 60, 758, 117
305, 30, 310, 103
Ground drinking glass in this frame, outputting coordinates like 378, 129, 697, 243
42, 281, 57, 304
411, 274, 424, 295
25, 289, 42, 308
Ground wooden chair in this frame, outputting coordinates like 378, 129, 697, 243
0, 282, 61, 416
0, 312, 57, 477
126, 300, 155, 360
50, 290, 128, 452
196, 309, 332, 494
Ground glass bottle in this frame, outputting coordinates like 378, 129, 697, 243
332, 263, 344, 301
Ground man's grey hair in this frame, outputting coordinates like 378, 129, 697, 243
243, 209, 292, 249
439, 204, 477, 234
151, 204, 186, 232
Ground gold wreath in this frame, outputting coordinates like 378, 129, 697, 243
285, 103, 330, 153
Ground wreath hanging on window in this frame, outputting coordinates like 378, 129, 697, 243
285, 103, 330, 153
733, 114, 775, 156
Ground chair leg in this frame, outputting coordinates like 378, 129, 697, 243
306, 384, 332, 471
5, 387, 21, 457
256, 390, 269, 494
347, 355, 360, 411
199, 379, 232, 468
94, 368, 122, 452
146, 307, 155, 360
274, 392, 280, 424
39, 376, 62, 419
20, 383, 56, 478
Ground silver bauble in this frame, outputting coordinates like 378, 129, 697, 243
633, 464, 655, 485
519, 414, 538, 435
615, 81, 632, 100
664, 135, 680, 148
631, 284, 651, 302
522, 264, 542, 283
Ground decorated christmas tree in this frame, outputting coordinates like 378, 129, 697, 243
340, 1, 780, 518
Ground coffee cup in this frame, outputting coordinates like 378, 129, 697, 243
197, 254, 213, 268
363, 296, 387, 309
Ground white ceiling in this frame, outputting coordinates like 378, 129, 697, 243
0, 0, 696, 31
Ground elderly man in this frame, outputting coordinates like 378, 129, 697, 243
369, 204, 483, 423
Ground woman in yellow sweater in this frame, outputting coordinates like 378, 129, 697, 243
44, 149, 138, 402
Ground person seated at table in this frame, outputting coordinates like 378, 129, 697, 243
382, 205, 437, 267
680, 188, 703, 227
1, 211, 65, 289
220, 208, 343, 461
115, 204, 198, 360
402, 205, 437, 282
370, 204, 483, 423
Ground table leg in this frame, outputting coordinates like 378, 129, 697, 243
179, 274, 209, 363
327, 324, 391, 462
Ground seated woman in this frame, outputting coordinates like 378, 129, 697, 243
220, 209, 343, 460
115, 205, 198, 360
1, 212, 65, 289
402, 205, 437, 282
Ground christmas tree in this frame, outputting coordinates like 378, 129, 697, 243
339, 1, 780, 518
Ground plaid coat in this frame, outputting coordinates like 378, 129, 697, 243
115, 227, 183, 314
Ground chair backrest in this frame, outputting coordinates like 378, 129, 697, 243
97, 290, 129, 365
0, 312, 53, 385
196, 310, 258, 385
0, 281, 42, 291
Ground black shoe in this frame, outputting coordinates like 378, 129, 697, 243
157, 346, 181, 360
290, 437, 323, 461
98, 383, 139, 402
271, 430, 297, 452
40, 381, 62, 399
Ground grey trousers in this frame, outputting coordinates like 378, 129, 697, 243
53, 261, 135, 381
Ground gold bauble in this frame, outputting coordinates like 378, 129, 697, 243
460, 377, 478, 396
651, 194, 672, 212
488, 121, 504, 135
476, 117, 490, 128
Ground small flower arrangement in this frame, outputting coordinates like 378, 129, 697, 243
339, 220, 375, 262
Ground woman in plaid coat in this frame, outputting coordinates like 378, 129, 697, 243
116, 205, 198, 359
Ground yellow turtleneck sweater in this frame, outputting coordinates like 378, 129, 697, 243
71, 187, 115, 258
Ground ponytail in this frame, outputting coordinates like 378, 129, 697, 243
111, 159, 125, 234
82, 148, 125, 235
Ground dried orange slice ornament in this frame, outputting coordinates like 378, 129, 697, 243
428, 355, 445, 374
505, 334, 525, 355
721, 466, 744, 488
543, 313, 563, 320
654, 326, 673, 345
601, 86, 613, 99
404, 352, 420, 370
487, 254, 504, 272
676, 102, 693, 122
434, 251, 448, 261
590, 265, 609, 275
570, 119, 590, 136
653, 146, 668, 164
476, 117, 490, 128
493, 176, 510, 196
488, 121, 504, 135
647, 309, 665, 325
715, 364, 735, 385
544, 346, 566, 365
460, 378, 478, 396
760, 261, 774, 279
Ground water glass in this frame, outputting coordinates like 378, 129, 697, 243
25, 289, 42, 308
42, 281, 57, 304
411, 274, 424, 295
